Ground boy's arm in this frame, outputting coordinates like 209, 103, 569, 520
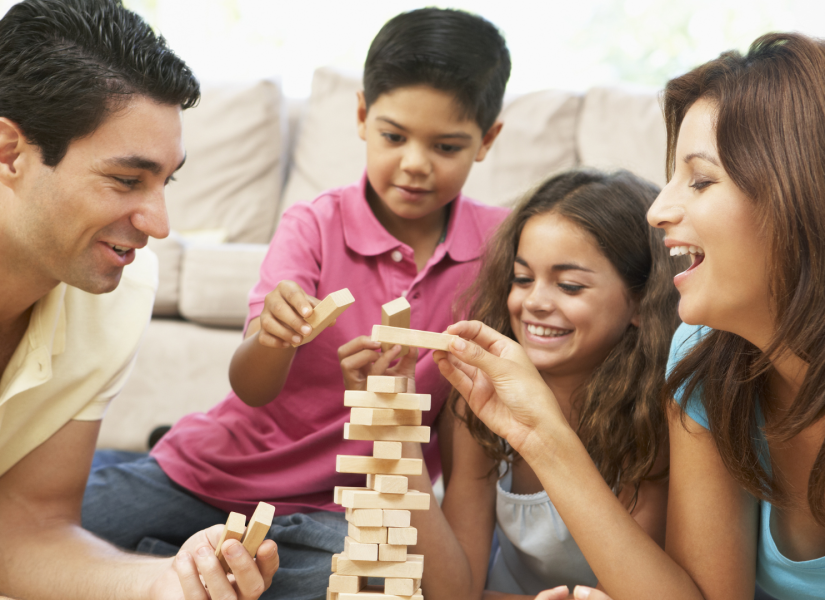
0, 420, 277, 600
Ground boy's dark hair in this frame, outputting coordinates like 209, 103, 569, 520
0, 0, 200, 167
364, 8, 510, 134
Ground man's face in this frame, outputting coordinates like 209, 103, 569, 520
10, 95, 185, 293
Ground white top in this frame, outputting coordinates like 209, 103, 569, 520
486, 466, 598, 594
0, 249, 157, 475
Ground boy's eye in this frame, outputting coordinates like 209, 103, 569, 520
436, 143, 463, 153
558, 283, 584, 293
382, 132, 404, 143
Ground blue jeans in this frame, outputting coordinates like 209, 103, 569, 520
82, 454, 347, 600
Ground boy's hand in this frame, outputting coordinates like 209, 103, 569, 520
150, 524, 279, 600
338, 337, 419, 392
258, 280, 320, 348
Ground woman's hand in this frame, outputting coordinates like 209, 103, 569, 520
338, 336, 419, 391
433, 320, 568, 457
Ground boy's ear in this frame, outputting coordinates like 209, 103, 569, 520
0, 118, 26, 189
474, 120, 503, 162
356, 91, 368, 141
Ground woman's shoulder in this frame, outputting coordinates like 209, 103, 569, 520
668, 322, 711, 429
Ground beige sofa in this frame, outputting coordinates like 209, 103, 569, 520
97, 68, 668, 451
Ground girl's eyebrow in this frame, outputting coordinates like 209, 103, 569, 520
684, 151, 720, 166
515, 256, 593, 273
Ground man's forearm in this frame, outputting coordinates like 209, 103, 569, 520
1, 521, 170, 600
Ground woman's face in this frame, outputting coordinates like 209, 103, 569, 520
647, 99, 772, 341
507, 212, 638, 381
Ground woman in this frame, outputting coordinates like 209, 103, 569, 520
435, 32, 825, 600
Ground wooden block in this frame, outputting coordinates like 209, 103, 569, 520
371, 325, 458, 352
384, 578, 421, 596
382, 510, 411, 527
334, 486, 368, 505
328, 574, 367, 593
373, 441, 402, 459
326, 588, 335, 600
366, 376, 407, 393
336, 585, 423, 600
344, 391, 431, 411
372, 474, 408, 494
348, 522, 388, 544
379, 544, 407, 562
331, 553, 338, 571
387, 527, 417, 545
295, 288, 355, 346
345, 507, 384, 527
241, 502, 275, 558
336, 455, 422, 476
332, 553, 424, 578
340, 489, 430, 511
215, 511, 246, 572
350, 408, 422, 427
381, 297, 411, 356
344, 536, 378, 561
344, 423, 431, 443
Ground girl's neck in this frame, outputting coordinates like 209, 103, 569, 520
541, 370, 589, 429
366, 183, 448, 272
767, 348, 808, 413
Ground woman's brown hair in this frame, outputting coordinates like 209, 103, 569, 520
662, 33, 825, 523
453, 169, 686, 498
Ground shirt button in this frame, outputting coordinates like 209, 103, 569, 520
401, 290, 408, 298
391, 250, 403, 263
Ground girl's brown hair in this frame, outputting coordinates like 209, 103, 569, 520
662, 33, 825, 523
453, 169, 686, 497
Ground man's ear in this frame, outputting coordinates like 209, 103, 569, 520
356, 91, 368, 141
0, 118, 26, 188
474, 120, 503, 162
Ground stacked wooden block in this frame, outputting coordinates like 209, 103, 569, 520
328, 374, 431, 600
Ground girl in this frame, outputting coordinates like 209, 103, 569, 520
435, 33, 825, 600
404, 169, 686, 599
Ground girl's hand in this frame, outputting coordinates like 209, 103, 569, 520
571, 586, 612, 600
258, 280, 319, 348
432, 320, 567, 457
338, 336, 419, 391
535, 585, 571, 600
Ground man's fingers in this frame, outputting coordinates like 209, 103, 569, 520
222, 540, 266, 600
254, 540, 279, 587
174, 551, 210, 600
194, 543, 237, 600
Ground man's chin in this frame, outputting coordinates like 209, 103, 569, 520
67, 269, 124, 294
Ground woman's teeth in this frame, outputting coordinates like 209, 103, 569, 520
526, 324, 572, 337
669, 245, 704, 257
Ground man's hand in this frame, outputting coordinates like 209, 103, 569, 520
150, 524, 279, 600
338, 336, 418, 392
432, 320, 569, 458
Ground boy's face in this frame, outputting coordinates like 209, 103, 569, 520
357, 85, 501, 221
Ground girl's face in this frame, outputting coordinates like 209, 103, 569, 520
507, 212, 639, 381
647, 99, 772, 342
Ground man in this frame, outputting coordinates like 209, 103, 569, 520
0, 1, 278, 598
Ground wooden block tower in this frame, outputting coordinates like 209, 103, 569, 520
328, 371, 431, 600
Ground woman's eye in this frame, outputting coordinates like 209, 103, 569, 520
689, 179, 713, 191
558, 283, 584, 293
382, 132, 404, 143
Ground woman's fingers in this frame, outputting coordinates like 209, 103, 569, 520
534, 586, 570, 600
572, 586, 613, 600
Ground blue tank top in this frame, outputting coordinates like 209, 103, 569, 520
669, 323, 825, 599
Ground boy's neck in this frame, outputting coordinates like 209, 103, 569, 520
366, 183, 450, 272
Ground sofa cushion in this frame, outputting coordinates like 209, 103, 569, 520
148, 233, 185, 317
166, 80, 284, 244
178, 243, 269, 327
577, 86, 667, 187
280, 68, 582, 217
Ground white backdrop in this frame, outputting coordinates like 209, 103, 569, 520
1, 0, 825, 96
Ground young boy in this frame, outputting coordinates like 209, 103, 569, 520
83, 8, 511, 599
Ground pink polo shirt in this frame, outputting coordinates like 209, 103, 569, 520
151, 174, 508, 515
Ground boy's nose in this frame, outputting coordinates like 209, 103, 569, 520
400, 143, 431, 175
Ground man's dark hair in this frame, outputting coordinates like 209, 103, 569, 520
363, 8, 510, 134
0, 0, 200, 166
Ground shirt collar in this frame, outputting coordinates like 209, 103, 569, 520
342, 170, 485, 263
29, 283, 67, 357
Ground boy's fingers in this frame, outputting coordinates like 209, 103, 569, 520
174, 551, 209, 600
337, 336, 382, 361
